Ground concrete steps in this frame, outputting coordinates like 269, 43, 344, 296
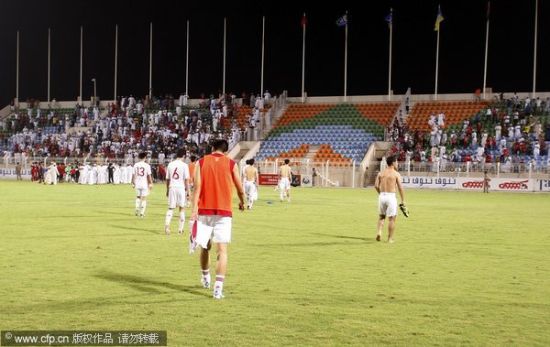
304, 145, 320, 161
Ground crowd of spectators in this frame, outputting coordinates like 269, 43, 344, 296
1, 91, 275, 166
387, 94, 550, 172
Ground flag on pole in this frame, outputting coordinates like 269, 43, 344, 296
301, 13, 307, 27
336, 13, 348, 27
434, 5, 444, 31
385, 8, 393, 28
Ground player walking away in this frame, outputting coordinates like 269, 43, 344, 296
312, 167, 318, 187
15, 162, 22, 180
483, 170, 491, 193
241, 159, 249, 180
187, 155, 197, 207
191, 139, 245, 299
242, 159, 259, 209
132, 152, 153, 218
374, 156, 405, 243
278, 159, 293, 202
31, 162, 37, 182
38, 163, 45, 184
165, 149, 190, 235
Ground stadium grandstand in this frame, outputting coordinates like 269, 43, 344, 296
2, 90, 549, 187
3, 2, 550, 345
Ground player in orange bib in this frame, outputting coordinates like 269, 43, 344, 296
191, 139, 245, 299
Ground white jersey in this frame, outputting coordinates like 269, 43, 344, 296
166, 160, 189, 189
133, 161, 152, 189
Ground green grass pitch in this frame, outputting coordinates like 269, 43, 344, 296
1, 181, 549, 346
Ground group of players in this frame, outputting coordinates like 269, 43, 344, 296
130, 139, 295, 299
130, 139, 404, 299
31, 161, 135, 185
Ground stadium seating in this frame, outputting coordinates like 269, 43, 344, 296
390, 97, 550, 168
256, 102, 399, 164
406, 101, 488, 131
265, 144, 309, 161
313, 144, 353, 167
220, 105, 253, 130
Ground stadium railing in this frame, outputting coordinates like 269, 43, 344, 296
399, 160, 549, 177
254, 158, 363, 188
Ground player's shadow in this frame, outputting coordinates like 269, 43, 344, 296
108, 224, 160, 235
34, 215, 99, 219
253, 241, 352, 248
310, 232, 371, 242
94, 271, 210, 298
95, 210, 132, 217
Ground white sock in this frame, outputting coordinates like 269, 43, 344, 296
140, 201, 147, 215
165, 209, 173, 227
214, 275, 225, 293
202, 269, 210, 281
135, 199, 140, 210
178, 211, 185, 232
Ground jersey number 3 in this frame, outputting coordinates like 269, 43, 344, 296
137, 167, 145, 176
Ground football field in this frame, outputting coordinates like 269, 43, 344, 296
1, 181, 549, 346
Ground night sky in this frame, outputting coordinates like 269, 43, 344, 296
0, 0, 548, 106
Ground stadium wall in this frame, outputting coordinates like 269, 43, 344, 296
401, 176, 550, 192
0, 168, 31, 180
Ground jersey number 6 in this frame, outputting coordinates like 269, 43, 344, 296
172, 168, 180, 179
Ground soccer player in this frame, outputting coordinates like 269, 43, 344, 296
165, 149, 190, 235
483, 170, 491, 193
278, 159, 292, 202
132, 152, 153, 217
242, 159, 259, 209
374, 156, 405, 243
241, 159, 249, 179
191, 139, 245, 299
15, 162, 22, 180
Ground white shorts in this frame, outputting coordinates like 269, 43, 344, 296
168, 187, 186, 209
195, 215, 232, 249
244, 180, 258, 201
135, 187, 150, 197
279, 177, 291, 191
378, 192, 397, 217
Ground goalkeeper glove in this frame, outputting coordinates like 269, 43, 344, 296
399, 203, 409, 218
